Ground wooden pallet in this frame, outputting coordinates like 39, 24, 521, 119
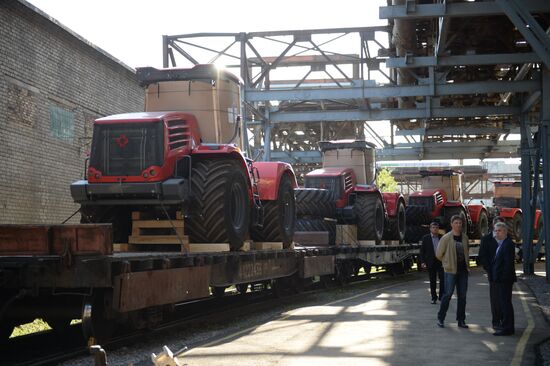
336, 225, 358, 246
294, 231, 330, 246
189, 243, 230, 253
127, 211, 189, 253
358, 240, 377, 246
253, 242, 284, 250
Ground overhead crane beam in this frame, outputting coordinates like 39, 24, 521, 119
379, 1, 550, 20
269, 106, 519, 123
245, 80, 538, 102
269, 142, 519, 162
395, 127, 521, 136
385, 53, 541, 68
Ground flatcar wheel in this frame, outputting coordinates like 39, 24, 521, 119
0, 319, 15, 341
388, 261, 405, 276
236, 283, 249, 295
46, 318, 72, 333
320, 274, 334, 289
334, 264, 348, 286
271, 278, 293, 298
211, 286, 226, 298
290, 275, 305, 294
82, 291, 114, 345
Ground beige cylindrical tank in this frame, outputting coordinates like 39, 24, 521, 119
421, 172, 463, 202
141, 66, 242, 146
320, 140, 376, 185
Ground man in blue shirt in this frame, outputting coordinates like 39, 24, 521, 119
420, 222, 444, 304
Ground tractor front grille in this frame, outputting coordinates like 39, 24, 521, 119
90, 122, 164, 176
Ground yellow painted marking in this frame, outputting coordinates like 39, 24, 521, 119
511, 283, 535, 366
184, 282, 405, 354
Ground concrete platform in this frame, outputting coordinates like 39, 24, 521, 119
180, 267, 548, 366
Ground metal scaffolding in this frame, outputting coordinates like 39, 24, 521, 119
161, 0, 550, 278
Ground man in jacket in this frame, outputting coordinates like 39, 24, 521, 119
420, 222, 444, 304
478, 216, 506, 329
491, 222, 517, 336
436, 215, 470, 329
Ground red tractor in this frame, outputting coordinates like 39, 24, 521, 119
295, 140, 406, 243
405, 169, 488, 242
488, 181, 543, 241
71, 65, 297, 249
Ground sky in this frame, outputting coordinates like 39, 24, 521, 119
24, 0, 519, 166
26, 0, 387, 69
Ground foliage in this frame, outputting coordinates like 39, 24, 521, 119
10, 318, 81, 338
376, 168, 398, 192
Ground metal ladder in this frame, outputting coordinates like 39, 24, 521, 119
247, 159, 264, 228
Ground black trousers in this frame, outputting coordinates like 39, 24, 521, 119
428, 263, 444, 300
489, 281, 503, 327
495, 281, 515, 332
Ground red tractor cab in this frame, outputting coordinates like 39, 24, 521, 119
488, 181, 543, 241
71, 65, 297, 249
297, 140, 406, 243
405, 169, 488, 242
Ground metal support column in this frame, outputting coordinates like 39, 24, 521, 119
239, 33, 251, 157
162, 35, 169, 68
520, 112, 534, 274
541, 68, 550, 280
263, 111, 272, 162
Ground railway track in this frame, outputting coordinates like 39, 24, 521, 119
3, 268, 417, 365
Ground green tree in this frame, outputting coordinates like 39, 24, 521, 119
376, 168, 398, 192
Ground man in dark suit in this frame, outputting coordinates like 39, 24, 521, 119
420, 222, 444, 304
478, 216, 505, 329
491, 222, 517, 336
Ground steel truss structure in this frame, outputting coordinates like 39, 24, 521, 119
162, 0, 550, 277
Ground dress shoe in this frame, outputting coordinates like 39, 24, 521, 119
457, 321, 469, 329
437, 319, 444, 328
431, 299, 437, 304
493, 330, 514, 336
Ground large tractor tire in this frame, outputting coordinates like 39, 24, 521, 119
507, 213, 523, 241
405, 205, 432, 225
384, 199, 406, 242
355, 194, 384, 242
294, 188, 335, 218
404, 226, 429, 243
470, 210, 489, 239
251, 174, 296, 248
444, 206, 468, 235
186, 159, 251, 250
295, 218, 336, 245
0, 319, 15, 342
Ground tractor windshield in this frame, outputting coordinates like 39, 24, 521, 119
304, 177, 342, 199
90, 122, 164, 176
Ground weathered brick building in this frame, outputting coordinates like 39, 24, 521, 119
0, 0, 144, 223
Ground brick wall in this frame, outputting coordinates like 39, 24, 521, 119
0, 1, 144, 223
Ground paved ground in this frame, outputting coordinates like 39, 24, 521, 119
521, 262, 550, 365
179, 267, 548, 366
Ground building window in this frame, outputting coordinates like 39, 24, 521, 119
49, 105, 74, 141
